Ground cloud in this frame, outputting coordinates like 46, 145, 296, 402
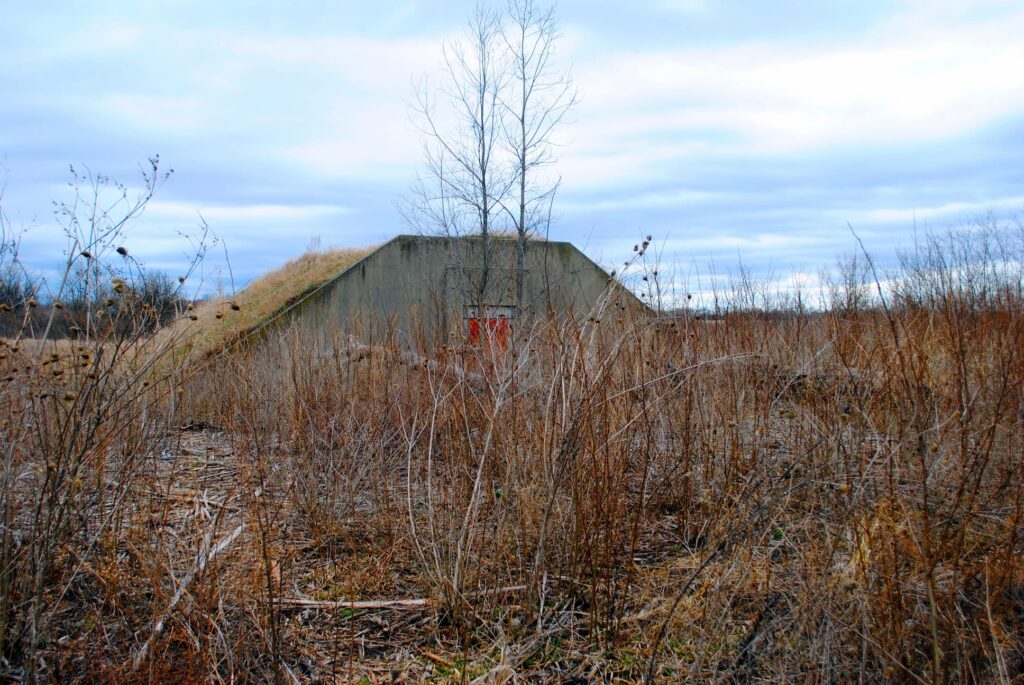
564, 2, 1024, 187
3, 1, 1023, 292
657, 0, 708, 14
837, 196, 1024, 225
147, 200, 351, 223
560, 186, 736, 213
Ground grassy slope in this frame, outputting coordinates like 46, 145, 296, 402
167, 247, 375, 360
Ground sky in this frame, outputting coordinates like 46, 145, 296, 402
2, 0, 1023, 299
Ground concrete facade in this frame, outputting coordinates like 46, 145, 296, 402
279, 235, 642, 345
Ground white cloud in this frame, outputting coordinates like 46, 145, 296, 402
564, 3, 1024, 187
561, 187, 735, 212
658, 0, 709, 14
99, 94, 208, 135
838, 196, 1024, 225
148, 201, 351, 222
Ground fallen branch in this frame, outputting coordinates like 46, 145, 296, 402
280, 597, 430, 610
279, 584, 527, 612
131, 523, 246, 670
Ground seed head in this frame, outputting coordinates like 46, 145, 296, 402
116, 246, 128, 256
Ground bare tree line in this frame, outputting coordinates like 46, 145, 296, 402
0, 164, 213, 339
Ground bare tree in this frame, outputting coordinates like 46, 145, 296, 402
501, 0, 577, 308
408, 4, 510, 302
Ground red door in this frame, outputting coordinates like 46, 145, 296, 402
468, 316, 510, 350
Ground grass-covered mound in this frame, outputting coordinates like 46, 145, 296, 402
168, 246, 376, 360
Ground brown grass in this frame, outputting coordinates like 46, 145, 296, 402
1, 225, 1023, 683
164, 246, 375, 360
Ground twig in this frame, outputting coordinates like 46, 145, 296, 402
131, 523, 246, 669
279, 584, 527, 612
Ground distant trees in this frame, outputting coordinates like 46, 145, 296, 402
0, 159, 204, 340
0, 264, 38, 338
406, 0, 577, 309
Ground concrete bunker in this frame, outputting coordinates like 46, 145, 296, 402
275, 234, 644, 346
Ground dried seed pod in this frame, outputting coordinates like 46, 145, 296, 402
116, 246, 128, 256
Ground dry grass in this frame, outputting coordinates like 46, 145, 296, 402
2, 225, 1023, 683
165, 246, 376, 360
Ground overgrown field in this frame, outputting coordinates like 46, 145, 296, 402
1, 228, 1023, 683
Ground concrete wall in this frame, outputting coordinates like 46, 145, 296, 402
284, 235, 641, 346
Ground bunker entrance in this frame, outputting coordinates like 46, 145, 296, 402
464, 304, 515, 349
